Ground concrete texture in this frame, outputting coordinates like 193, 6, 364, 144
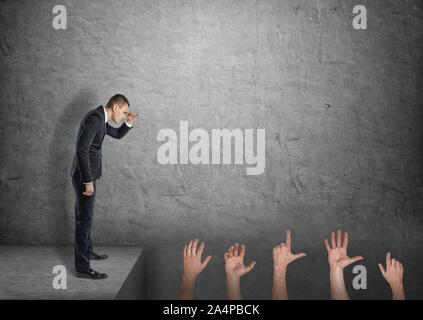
0, 246, 145, 299
0, 0, 422, 299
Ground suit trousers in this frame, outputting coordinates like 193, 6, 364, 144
72, 175, 97, 271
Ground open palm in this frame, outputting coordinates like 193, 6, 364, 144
325, 230, 363, 269
224, 243, 256, 278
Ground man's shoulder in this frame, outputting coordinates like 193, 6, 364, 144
81, 106, 104, 128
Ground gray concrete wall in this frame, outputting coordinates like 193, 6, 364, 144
1, 0, 423, 299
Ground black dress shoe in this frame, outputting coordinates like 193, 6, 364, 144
90, 252, 108, 260
76, 267, 108, 279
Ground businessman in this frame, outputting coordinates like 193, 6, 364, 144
70, 94, 137, 279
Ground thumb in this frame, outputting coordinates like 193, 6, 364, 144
346, 256, 363, 267
202, 256, 212, 269
245, 261, 256, 273
378, 263, 386, 277
293, 252, 307, 261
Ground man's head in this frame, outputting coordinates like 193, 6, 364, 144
105, 94, 130, 123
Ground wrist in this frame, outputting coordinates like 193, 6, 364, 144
330, 265, 344, 274
182, 273, 196, 284
226, 275, 241, 284
273, 265, 287, 276
390, 283, 404, 293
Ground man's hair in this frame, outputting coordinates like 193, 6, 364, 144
106, 94, 130, 109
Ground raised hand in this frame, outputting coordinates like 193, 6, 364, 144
183, 239, 212, 280
378, 252, 406, 300
273, 230, 306, 270
125, 111, 137, 124
224, 243, 256, 300
324, 230, 363, 300
224, 243, 256, 278
325, 230, 363, 270
178, 239, 212, 300
272, 229, 306, 300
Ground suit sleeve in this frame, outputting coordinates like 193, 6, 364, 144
106, 122, 132, 139
76, 114, 102, 183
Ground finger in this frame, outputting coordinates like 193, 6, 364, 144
347, 256, 363, 266
234, 243, 239, 257
386, 252, 391, 271
293, 252, 307, 260
342, 232, 348, 249
183, 245, 187, 257
197, 242, 205, 258
228, 246, 234, 258
336, 230, 341, 247
239, 244, 245, 258
324, 239, 331, 252
331, 232, 336, 249
246, 261, 256, 272
286, 230, 291, 250
392, 259, 397, 267
202, 255, 212, 269
224, 252, 229, 261
192, 239, 199, 256
378, 263, 386, 277
273, 247, 278, 259
187, 240, 193, 256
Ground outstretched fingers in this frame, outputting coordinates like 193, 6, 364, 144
336, 229, 342, 247
386, 252, 391, 271
342, 231, 348, 249
286, 230, 291, 250
331, 232, 336, 249
187, 240, 193, 256
324, 238, 331, 252
228, 245, 234, 258
192, 239, 199, 256
233, 243, 239, 257
239, 244, 246, 258
197, 242, 205, 258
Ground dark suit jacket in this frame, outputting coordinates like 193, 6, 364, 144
70, 105, 132, 183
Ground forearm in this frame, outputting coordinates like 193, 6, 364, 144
106, 122, 131, 139
272, 268, 287, 300
330, 268, 350, 300
226, 276, 242, 300
178, 275, 195, 300
390, 284, 406, 300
